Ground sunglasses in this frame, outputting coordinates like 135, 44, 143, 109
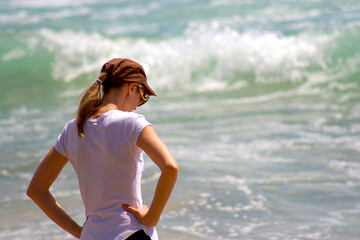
137, 84, 149, 106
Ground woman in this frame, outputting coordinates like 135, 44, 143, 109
27, 58, 178, 240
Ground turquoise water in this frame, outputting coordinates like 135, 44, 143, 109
1, 0, 360, 239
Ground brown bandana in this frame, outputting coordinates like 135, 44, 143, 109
101, 58, 157, 96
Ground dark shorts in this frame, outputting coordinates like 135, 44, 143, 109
125, 229, 151, 240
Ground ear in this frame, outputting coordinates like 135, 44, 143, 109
129, 83, 137, 92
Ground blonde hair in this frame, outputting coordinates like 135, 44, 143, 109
76, 72, 106, 138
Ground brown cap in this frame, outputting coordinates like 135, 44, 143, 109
101, 58, 157, 96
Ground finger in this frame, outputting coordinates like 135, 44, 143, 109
122, 204, 139, 214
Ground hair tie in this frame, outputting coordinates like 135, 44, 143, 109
96, 78, 103, 84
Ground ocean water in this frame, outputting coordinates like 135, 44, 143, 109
1, 0, 360, 239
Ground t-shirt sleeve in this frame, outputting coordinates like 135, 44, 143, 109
54, 122, 69, 157
128, 114, 151, 145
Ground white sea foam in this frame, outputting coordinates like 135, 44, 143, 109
29, 27, 336, 93
329, 160, 360, 179
27, 8, 90, 23
91, 6, 149, 20
192, 175, 268, 213
0, 11, 28, 23
0, 8, 90, 24
8, 0, 98, 8
12, 106, 41, 116
1, 48, 26, 61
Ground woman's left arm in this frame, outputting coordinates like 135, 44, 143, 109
27, 147, 82, 239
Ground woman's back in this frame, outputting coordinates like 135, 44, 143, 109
54, 110, 157, 239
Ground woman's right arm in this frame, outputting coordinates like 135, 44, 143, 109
27, 147, 82, 239
123, 125, 178, 226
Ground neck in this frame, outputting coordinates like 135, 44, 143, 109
91, 88, 128, 118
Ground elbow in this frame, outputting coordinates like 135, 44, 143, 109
164, 161, 179, 176
171, 163, 179, 174
27, 184, 43, 201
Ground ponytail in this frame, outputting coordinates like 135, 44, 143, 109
76, 72, 106, 138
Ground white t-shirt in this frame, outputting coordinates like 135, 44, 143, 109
54, 110, 158, 240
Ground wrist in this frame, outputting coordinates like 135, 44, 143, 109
143, 213, 159, 227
